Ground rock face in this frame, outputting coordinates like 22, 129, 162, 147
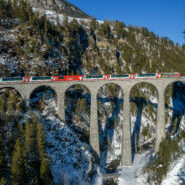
27, 0, 90, 18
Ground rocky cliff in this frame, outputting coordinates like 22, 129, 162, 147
27, 0, 90, 18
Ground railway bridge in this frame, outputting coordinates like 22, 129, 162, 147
0, 77, 184, 166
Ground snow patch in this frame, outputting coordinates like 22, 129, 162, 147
118, 151, 153, 185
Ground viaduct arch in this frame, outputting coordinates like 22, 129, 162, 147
0, 77, 184, 166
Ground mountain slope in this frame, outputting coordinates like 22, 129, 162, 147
27, 0, 90, 18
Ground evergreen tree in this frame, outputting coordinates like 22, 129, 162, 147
11, 139, 25, 185
0, 177, 6, 185
0, 134, 5, 178
90, 18, 98, 31
99, 20, 111, 39
24, 118, 39, 184
6, 0, 13, 18
7, 90, 17, 116
40, 157, 52, 185
36, 119, 53, 184
0, 98, 5, 118
36, 122, 46, 158
17, 0, 29, 21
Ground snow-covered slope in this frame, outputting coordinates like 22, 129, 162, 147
33, 8, 104, 25
162, 153, 185, 185
28, 0, 90, 18
30, 89, 94, 184
32, 86, 185, 185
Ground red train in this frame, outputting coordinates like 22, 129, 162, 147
0, 73, 181, 83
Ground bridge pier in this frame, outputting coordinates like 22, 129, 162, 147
121, 88, 132, 166
58, 89, 66, 121
155, 88, 165, 152
90, 90, 100, 161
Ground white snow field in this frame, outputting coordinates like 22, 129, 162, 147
118, 151, 153, 185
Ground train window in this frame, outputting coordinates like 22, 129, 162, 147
110, 74, 129, 78
32, 76, 52, 81
136, 73, 156, 77
58, 76, 65, 79
85, 75, 103, 79
68, 76, 78, 79
162, 73, 177, 76
2, 77, 24, 81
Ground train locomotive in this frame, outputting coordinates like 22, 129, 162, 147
0, 72, 181, 83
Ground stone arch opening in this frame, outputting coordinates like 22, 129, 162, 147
30, 86, 57, 115
130, 82, 158, 154
164, 81, 185, 136
0, 86, 24, 99
65, 84, 91, 143
97, 82, 123, 172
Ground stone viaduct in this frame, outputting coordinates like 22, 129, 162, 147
0, 77, 184, 166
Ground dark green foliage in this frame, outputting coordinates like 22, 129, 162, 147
0, 0, 13, 18
0, 88, 53, 184
103, 178, 118, 185
113, 20, 127, 39
37, 122, 53, 184
0, 177, 6, 185
11, 139, 25, 185
141, 124, 150, 138
24, 118, 39, 183
99, 20, 112, 39
0, 134, 5, 178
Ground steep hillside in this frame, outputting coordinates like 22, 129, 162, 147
0, 1, 185, 77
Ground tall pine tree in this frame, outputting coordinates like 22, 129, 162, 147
36, 122, 53, 184
11, 139, 25, 185
24, 118, 39, 184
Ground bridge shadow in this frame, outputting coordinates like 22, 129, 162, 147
167, 82, 185, 136
130, 97, 158, 161
131, 97, 147, 161
98, 97, 123, 173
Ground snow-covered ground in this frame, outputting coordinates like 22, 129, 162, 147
118, 151, 153, 185
33, 8, 104, 26
117, 150, 185, 185
43, 115, 93, 185
162, 153, 185, 185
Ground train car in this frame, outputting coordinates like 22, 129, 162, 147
29, 76, 53, 82
161, 72, 181, 78
83, 75, 108, 80
54, 76, 82, 81
134, 73, 161, 79
108, 74, 130, 80
0, 77, 25, 83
